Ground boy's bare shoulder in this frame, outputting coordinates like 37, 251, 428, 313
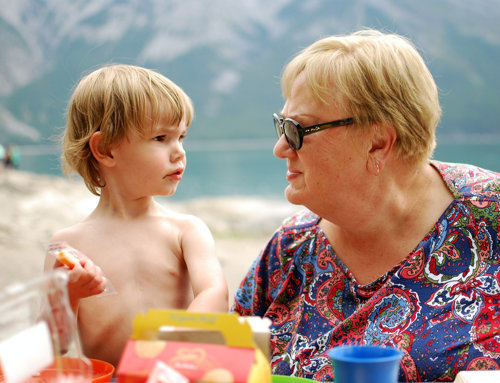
50, 220, 91, 243
157, 203, 208, 230
50, 202, 211, 245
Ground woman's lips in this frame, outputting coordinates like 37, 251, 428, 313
286, 169, 301, 181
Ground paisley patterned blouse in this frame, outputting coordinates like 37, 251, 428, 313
232, 161, 500, 382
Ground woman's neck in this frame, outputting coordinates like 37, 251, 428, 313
319, 161, 454, 285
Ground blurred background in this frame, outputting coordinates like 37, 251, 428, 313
1, 0, 499, 200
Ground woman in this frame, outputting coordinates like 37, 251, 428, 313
233, 29, 500, 382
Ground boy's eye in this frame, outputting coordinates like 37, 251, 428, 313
153, 135, 166, 142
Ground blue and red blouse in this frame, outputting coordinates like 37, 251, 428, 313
233, 161, 500, 382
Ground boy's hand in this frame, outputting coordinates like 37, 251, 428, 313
66, 257, 107, 300
48, 243, 107, 300
45, 242, 109, 314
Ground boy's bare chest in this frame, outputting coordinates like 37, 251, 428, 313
73, 218, 186, 286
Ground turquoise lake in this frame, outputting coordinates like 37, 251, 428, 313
15, 137, 500, 201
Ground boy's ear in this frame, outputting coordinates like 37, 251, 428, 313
89, 131, 115, 167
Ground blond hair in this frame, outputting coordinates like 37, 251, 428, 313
281, 29, 441, 163
63, 64, 193, 195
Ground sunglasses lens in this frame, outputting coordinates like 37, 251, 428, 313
283, 120, 300, 150
273, 115, 283, 138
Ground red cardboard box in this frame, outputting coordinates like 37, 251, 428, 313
116, 310, 270, 383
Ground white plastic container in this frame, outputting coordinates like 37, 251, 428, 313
0, 270, 91, 383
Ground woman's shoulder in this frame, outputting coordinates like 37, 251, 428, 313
280, 208, 321, 232
431, 160, 500, 198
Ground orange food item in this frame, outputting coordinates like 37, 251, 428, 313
57, 250, 80, 269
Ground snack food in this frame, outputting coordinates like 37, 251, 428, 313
56, 249, 80, 269
46, 242, 82, 269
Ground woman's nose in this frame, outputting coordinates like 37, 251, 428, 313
273, 134, 292, 159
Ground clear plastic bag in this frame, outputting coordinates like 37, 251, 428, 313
46, 242, 117, 297
0, 270, 92, 383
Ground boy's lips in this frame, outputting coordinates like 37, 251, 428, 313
166, 167, 184, 180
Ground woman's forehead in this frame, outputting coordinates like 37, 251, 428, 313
284, 74, 345, 120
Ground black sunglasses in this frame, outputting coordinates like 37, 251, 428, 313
273, 113, 354, 150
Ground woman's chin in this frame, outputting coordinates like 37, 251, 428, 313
285, 185, 304, 206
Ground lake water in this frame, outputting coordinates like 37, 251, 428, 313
15, 137, 500, 201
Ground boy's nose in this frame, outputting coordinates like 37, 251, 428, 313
171, 142, 186, 161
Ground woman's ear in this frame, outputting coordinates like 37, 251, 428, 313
89, 131, 115, 167
367, 123, 396, 175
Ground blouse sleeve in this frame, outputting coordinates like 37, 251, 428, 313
232, 231, 283, 317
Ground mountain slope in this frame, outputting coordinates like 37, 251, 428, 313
1, 0, 499, 145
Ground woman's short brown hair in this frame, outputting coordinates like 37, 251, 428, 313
281, 29, 441, 164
